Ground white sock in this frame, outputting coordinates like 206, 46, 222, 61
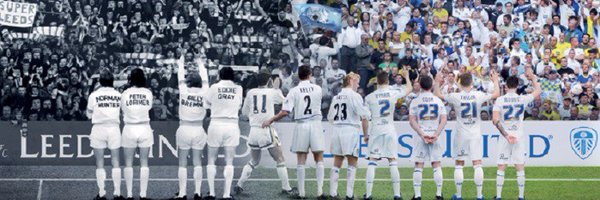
413, 168, 423, 198
139, 167, 149, 198
474, 165, 484, 198
112, 168, 121, 196
124, 167, 133, 198
223, 165, 234, 198
207, 165, 216, 196
237, 164, 254, 188
496, 170, 505, 198
316, 162, 325, 196
454, 166, 464, 198
178, 167, 187, 197
329, 167, 340, 197
193, 166, 203, 195
517, 170, 526, 198
366, 162, 377, 197
297, 165, 306, 197
276, 163, 292, 191
433, 167, 443, 197
95, 168, 106, 197
389, 162, 401, 197
346, 166, 356, 198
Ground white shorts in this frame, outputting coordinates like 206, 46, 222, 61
90, 124, 121, 150
413, 137, 443, 162
207, 121, 240, 147
453, 133, 483, 161
368, 124, 398, 159
121, 124, 154, 148
290, 120, 325, 153
176, 124, 207, 150
497, 136, 526, 165
247, 126, 280, 150
330, 125, 361, 157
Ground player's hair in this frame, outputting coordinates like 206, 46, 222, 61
257, 72, 271, 86
219, 67, 235, 81
377, 71, 389, 85
342, 72, 360, 87
99, 70, 114, 87
419, 75, 433, 91
458, 73, 473, 87
129, 68, 146, 87
506, 76, 519, 89
298, 65, 312, 80
187, 73, 202, 88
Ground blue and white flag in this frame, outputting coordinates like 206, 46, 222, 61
294, 4, 342, 32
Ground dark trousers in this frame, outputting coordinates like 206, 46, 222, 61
357, 66, 373, 92
339, 46, 357, 73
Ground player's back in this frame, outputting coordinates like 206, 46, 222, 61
121, 87, 153, 124
493, 92, 534, 137
243, 87, 284, 126
446, 90, 492, 137
207, 80, 243, 120
179, 86, 208, 122
87, 87, 121, 124
409, 92, 447, 135
365, 87, 407, 128
328, 88, 369, 126
284, 80, 323, 121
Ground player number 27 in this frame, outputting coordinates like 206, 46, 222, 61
502, 104, 524, 120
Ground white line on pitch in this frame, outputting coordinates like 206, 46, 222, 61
36, 180, 43, 200
1, 178, 599, 182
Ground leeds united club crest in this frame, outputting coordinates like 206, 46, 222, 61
570, 127, 598, 160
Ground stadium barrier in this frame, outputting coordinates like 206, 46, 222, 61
0, 121, 597, 167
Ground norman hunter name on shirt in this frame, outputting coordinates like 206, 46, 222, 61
126, 94, 150, 106
96, 95, 121, 108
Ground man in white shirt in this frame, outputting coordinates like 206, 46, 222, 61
338, 17, 364, 73
263, 65, 326, 199
87, 70, 123, 200
205, 67, 244, 200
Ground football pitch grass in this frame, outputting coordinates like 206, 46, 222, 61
0, 166, 598, 200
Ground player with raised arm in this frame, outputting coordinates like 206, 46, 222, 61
205, 67, 243, 200
363, 71, 412, 200
409, 76, 448, 200
172, 57, 209, 200
492, 70, 541, 200
433, 71, 501, 200
234, 71, 298, 196
263, 65, 326, 199
326, 73, 370, 200
120, 68, 154, 200
87, 70, 124, 200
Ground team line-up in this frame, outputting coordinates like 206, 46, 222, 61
86, 61, 540, 200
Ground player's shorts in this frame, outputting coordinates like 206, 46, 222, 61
290, 120, 325, 153
207, 120, 240, 147
497, 135, 526, 165
247, 126, 280, 150
176, 122, 207, 150
453, 132, 483, 161
368, 124, 398, 159
413, 136, 443, 162
121, 123, 154, 148
330, 125, 361, 157
90, 124, 121, 150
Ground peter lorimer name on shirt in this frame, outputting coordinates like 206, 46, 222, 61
125, 94, 150, 106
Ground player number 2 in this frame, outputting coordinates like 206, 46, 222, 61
253, 95, 267, 114
303, 95, 312, 115
378, 99, 390, 116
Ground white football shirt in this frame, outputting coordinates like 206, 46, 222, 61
206, 80, 243, 119
282, 80, 323, 120
87, 87, 121, 124
121, 87, 153, 124
365, 87, 408, 127
242, 88, 285, 127
327, 88, 370, 126
493, 92, 535, 137
445, 90, 492, 139
409, 92, 447, 135
179, 83, 208, 122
